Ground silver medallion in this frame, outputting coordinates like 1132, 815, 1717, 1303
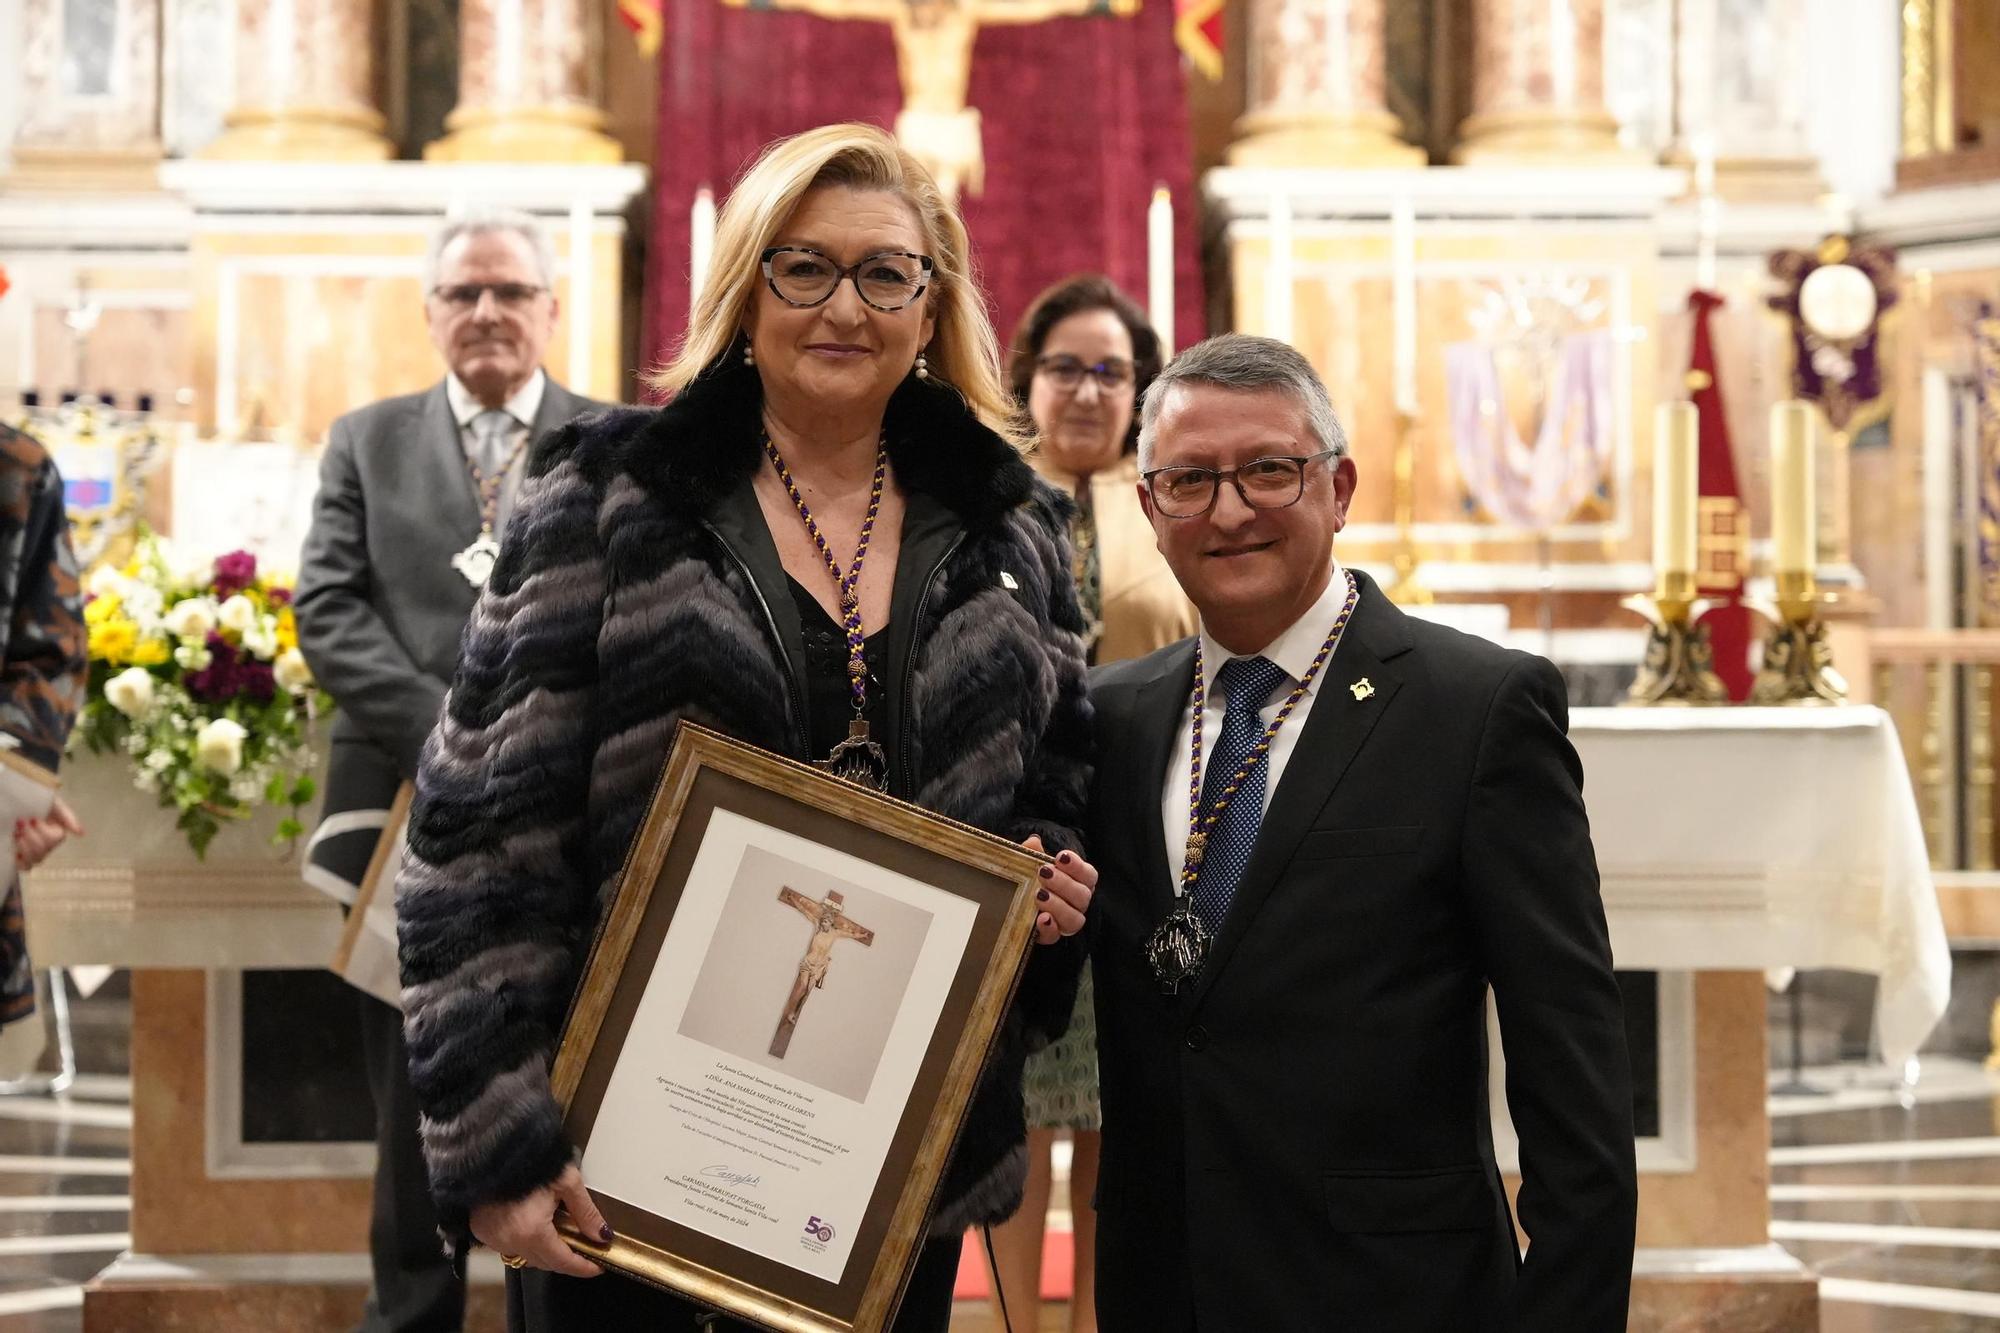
452, 529, 502, 589
1145, 903, 1210, 994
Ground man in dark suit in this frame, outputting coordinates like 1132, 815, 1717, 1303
294, 209, 608, 1333
1084, 334, 1636, 1331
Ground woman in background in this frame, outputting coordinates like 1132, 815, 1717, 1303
985, 274, 1193, 1331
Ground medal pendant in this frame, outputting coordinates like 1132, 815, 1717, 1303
816, 719, 889, 792
452, 528, 502, 589
1145, 904, 1210, 994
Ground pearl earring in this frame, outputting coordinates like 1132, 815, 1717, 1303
914, 352, 929, 380
742, 343, 755, 367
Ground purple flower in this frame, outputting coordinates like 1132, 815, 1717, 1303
184, 634, 242, 703
236, 662, 276, 703
212, 551, 258, 598
265, 585, 292, 607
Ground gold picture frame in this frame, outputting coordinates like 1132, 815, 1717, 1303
548, 722, 1047, 1332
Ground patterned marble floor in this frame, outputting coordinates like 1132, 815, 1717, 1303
2, 979, 1998, 1330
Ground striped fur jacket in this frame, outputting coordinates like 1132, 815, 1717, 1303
395, 355, 1094, 1243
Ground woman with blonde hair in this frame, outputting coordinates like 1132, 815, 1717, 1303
395, 123, 1097, 1331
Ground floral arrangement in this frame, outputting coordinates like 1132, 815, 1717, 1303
75, 533, 330, 857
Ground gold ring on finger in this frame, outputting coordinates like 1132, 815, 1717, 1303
502, 1254, 528, 1270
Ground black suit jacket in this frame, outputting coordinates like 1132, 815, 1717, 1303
294, 376, 608, 899
1087, 572, 1636, 1333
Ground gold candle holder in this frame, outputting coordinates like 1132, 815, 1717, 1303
1385, 411, 1433, 606
1746, 571, 1848, 705
1621, 575, 1728, 706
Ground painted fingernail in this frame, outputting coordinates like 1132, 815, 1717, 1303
1038, 866, 1054, 879
1058, 852, 1072, 864
599, 1223, 614, 1243
1036, 888, 1050, 901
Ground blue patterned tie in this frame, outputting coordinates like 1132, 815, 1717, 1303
1190, 655, 1291, 933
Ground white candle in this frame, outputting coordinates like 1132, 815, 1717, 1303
1693, 134, 1719, 292
1147, 186, 1174, 356
689, 187, 716, 314
1770, 400, 1816, 577
1391, 197, 1417, 415
1653, 401, 1698, 594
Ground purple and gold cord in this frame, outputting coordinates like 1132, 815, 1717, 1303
764, 436, 887, 714
1178, 569, 1360, 893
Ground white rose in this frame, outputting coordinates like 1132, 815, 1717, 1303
121, 584, 165, 632
241, 620, 280, 661
194, 718, 247, 776
165, 599, 217, 640
216, 595, 257, 635
85, 566, 130, 601
273, 647, 315, 695
104, 667, 155, 719
175, 643, 213, 672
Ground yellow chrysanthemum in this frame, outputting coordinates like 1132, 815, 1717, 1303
276, 608, 298, 652
84, 594, 122, 627
88, 620, 138, 665
128, 637, 171, 667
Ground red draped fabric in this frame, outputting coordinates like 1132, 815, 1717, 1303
640, 0, 1205, 390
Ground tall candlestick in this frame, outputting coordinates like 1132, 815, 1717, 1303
1770, 399, 1816, 580
1391, 197, 1417, 415
1653, 401, 1698, 600
689, 186, 716, 314
1147, 185, 1174, 356
1693, 133, 1718, 292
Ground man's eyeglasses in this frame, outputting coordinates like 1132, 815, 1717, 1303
1035, 355, 1135, 392
760, 248, 934, 312
1142, 450, 1338, 518
430, 283, 547, 312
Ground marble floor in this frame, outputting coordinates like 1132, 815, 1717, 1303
2, 979, 1998, 1330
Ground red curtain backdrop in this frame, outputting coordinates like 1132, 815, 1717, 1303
640, 0, 1206, 390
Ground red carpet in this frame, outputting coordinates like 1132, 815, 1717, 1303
952, 1227, 1075, 1300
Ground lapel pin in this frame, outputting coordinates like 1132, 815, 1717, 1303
1350, 678, 1375, 701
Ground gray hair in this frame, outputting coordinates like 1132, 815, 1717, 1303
423, 207, 556, 292
1137, 334, 1348, 468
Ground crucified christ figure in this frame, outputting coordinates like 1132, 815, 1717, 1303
769, 887, 875, 1058
732, 0, 1134, 199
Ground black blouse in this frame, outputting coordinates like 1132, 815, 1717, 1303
787, 575, 891, 768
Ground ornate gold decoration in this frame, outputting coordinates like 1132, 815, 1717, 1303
1902, 0, 1938, 158
1620, 594, 1728, 706
202, 107, 392, 162
425, 104, 621, 165
1746, 573, 1848, 705
1385, 410, 1432, 606
20, 397, 164, 574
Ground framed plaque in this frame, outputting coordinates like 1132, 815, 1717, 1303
329, 782, 412, 1011
549, 722, 1047, 1332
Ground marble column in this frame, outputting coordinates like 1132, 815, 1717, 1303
1230, 0, 1422, 167
201, 0, 391, 160
1456, 0, 1631, 163
425, 0, 622, 164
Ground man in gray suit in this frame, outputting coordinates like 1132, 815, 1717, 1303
295, 208, 608, 1333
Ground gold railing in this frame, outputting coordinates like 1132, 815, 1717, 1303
1860, 629, 2000, 940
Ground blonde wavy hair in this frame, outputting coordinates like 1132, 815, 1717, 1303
649, 123, 1020, 445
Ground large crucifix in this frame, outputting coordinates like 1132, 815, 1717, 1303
769, 887, 876, 1058
727, 0, 1136, 200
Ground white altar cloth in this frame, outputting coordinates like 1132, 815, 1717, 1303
1571, 706, 1949, 1066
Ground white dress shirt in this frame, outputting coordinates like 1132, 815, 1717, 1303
445, 369, 545, 540
1159, 560, 1353, 895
